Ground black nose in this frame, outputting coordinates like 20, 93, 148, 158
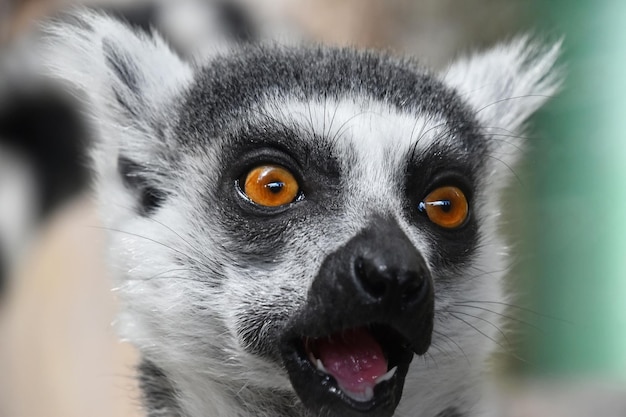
304, 216, 434, 354
354, 255, 425, 305
315, 216, 431, 312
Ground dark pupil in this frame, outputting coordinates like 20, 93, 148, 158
266, 181, 285, 194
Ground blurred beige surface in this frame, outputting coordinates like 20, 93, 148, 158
0, 199, 140, 417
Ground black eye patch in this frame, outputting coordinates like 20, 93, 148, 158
402, 145, 483, 269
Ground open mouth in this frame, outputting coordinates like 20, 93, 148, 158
282, 323, 416, 416
277, 218, 434, 416
304, 325, 407, 403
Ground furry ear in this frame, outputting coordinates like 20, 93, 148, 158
41, 9, 193, 168
43, 9, 193, 132
40, 10, 193, 214
443, 38, 562, 134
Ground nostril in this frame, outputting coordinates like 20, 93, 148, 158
354, 256, 388, 299
354, 256, 426, 304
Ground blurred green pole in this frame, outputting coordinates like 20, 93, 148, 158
527, 0, 626, 379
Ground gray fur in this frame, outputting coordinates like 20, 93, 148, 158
39, 10, 560, 417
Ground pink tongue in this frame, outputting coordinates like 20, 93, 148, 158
316, 328, 388, 395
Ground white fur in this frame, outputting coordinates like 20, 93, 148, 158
443, 38, 562, 168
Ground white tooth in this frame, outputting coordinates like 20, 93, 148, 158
316, 359, 327, 373
341, 386, 375, 403
375, 366, 397, 384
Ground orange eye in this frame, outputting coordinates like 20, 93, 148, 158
420, 186, 469, 229
243, 165, 300, 207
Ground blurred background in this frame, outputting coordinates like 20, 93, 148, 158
0, 1, 625, 417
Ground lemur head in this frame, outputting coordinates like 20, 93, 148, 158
43, 11, 560, 417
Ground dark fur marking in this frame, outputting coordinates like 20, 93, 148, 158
118, 157, 166, 216
138, 360, 183, 417
436, 407, 464, 417
113, 88, 140, 119
103, 39, 140, 95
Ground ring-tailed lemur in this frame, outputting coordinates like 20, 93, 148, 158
35, 9, 560, 417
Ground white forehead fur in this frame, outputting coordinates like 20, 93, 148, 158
256, 97, 457, 258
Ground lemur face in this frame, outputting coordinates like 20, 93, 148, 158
41, 12, 560, 417
162, 50, 488, 417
